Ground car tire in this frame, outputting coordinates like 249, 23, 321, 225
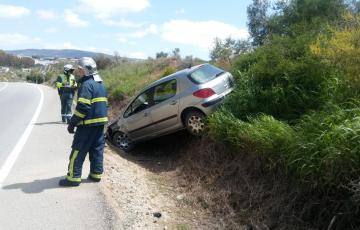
112, 131, 135, 152
185, 111, 206, 136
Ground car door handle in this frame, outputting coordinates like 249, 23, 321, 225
144, 112, 149, 117
170, 100, 177, 105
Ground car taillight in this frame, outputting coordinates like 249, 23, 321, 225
193, 88, 215, 98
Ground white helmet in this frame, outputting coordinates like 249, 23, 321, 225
63, 64, 74, 74
78, 57, 97, 76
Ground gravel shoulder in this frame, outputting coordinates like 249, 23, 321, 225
99, 142, 216, 230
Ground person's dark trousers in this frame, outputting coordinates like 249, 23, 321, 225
60, 93, 73, 123
65, 125, 105, 183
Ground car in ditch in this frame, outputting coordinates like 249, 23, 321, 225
106, 63, 235, 152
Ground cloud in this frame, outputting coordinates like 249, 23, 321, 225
0, 33, 40, 46
130, 24, 158, 38
0, 4, 30, 18
37, 10, 57, 20
117, 24, 158, 42
64, 9, 89, 27
161, 20, 249, 49
79, 0, 150, 19
103, 18, 146, 28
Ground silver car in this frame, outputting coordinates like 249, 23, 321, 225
107, 63, 234, 151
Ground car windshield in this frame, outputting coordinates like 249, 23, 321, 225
188, 64, 225, 84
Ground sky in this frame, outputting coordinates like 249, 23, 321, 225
0, 0, 253, 60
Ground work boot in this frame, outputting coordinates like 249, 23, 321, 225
59, 178, 80, 187
87, 174, 101, 182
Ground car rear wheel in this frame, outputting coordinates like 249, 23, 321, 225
112, 131, 135, 152
185, 111, 206, 136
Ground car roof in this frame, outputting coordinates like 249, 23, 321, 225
142, 63, 209, 91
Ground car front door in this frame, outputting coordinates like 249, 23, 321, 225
149, 79, 180, 134
123, 89, 155, 140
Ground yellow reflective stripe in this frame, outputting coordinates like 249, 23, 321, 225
78, 97, 91, 105
67, 150, 79, 181
56, 82, 62, 89
78, 97, 107, 105
80, 117, 108, 125
84, 117, 108, 125
90, 173, 102, 179
74, 110, 86, 118
91, 97, 107, 103
66, 176, 81, 182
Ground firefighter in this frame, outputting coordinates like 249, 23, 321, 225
56, 64, 77, 123
59, 57, 108, 187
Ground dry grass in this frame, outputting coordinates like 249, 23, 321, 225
175, 137, 347, 230
108, 97, 130, 121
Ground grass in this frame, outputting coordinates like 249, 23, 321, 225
287, 103, 360, 188
100, 61, 163, 100
209, 101, 360, 190
208, 110, 295, 169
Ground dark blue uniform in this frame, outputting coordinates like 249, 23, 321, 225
65, 75, 108, 183
56, 74, 77, 123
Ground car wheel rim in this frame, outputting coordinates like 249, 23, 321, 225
116, 133, 132, 150
187, 115, 205, 134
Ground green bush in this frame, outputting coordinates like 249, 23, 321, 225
229, 34, 333, 121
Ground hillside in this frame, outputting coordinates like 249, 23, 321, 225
6, 49, 113, 59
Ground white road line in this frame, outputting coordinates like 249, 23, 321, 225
0, 82, 8, 93
0, 84, 44, 186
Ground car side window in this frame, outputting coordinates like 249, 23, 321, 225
124, 90, 153, 117
153, 80, 177, 104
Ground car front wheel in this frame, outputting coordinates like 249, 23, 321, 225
112, 131, 135, 152
185, 111, 206, 136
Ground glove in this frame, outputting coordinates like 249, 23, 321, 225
67, 124, 75, 134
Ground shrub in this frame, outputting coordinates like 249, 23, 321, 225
161, 66, 176, 77
228, 34, 335, 121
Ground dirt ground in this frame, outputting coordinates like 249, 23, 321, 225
99, 132, 218, 230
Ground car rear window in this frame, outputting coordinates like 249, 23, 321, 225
188, 64, 225, 84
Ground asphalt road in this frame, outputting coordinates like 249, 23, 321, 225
0, 82, 117, 229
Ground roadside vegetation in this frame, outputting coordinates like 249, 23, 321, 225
3, 0, 358, 228
199, 0, 360, 229
100, 0, 360, 229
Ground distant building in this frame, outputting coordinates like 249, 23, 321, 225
22, 68, 31, 73
34, 59, 57, 66
0, 67, 10, 73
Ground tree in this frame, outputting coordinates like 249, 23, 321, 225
155, 51, 169, 59
0, 50, 35, 68
267, 0, 347, 36
210, 37, 252, 66
172, 48, 181, 59
20, 57, 35, 68
310, 12, 360, 90
247, 0, 270, 46
113, 51, 121, 64
95, 55, 113, 70
346, 0, 360, 14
